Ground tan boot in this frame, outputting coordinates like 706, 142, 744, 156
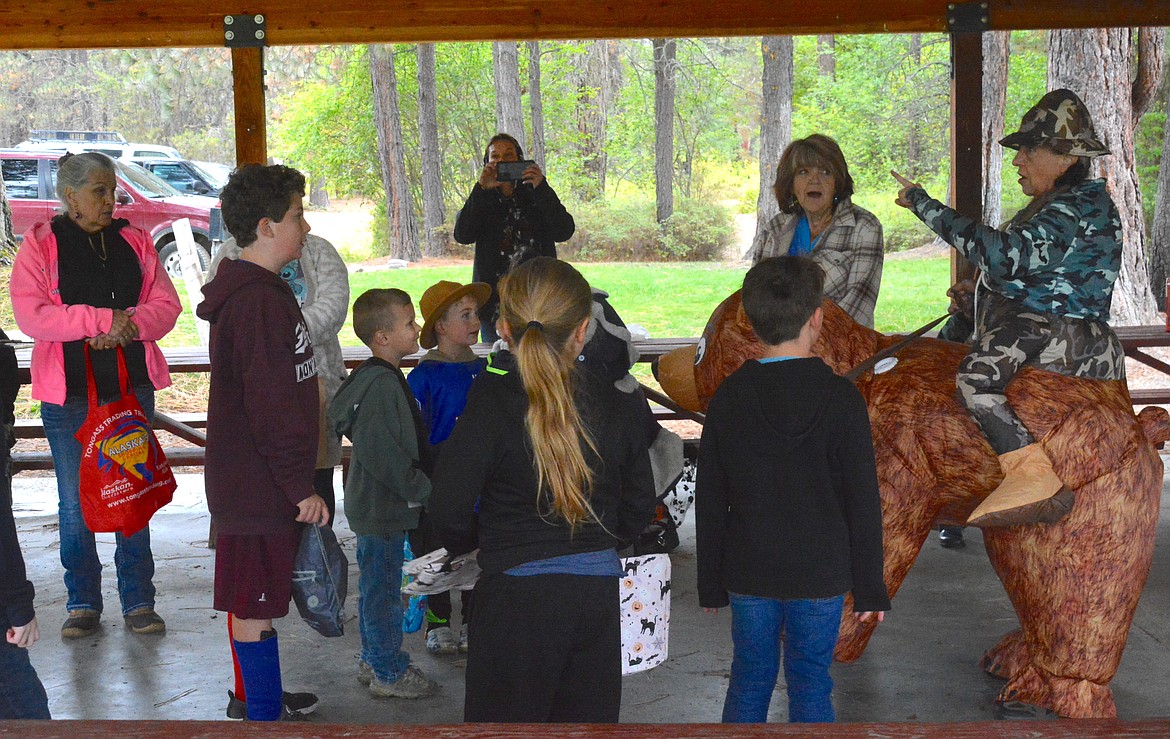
966, 443, 1074, 527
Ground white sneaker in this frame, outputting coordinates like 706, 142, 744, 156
426, 625, 458, 655
458, 623, 469, 653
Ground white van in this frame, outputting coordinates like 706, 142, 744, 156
15, 130, 182, 161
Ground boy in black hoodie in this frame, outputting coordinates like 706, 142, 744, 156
197, 164, 328, 721
695, 256, 889, 724
0, 327, 50, 719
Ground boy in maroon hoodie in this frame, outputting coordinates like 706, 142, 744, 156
197, 164, 329, 721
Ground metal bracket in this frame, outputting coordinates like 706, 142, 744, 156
946, 2, 990, 33
223, 14, 267, 48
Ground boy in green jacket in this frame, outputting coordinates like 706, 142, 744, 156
327, 288, 436, 699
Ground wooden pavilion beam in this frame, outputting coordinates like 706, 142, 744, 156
231, 47, 267, 166
0, 0, 1168, 51
950, 30, 984, 283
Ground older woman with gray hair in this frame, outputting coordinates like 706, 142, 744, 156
9, 151, 182, 639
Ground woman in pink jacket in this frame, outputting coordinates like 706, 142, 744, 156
9, 152, 181, 639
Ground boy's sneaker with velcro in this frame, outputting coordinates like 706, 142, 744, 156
426, 625, 458, 655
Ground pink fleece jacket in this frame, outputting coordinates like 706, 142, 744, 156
9, 220, 182, 405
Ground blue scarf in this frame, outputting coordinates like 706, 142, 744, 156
788, 215, 820, 257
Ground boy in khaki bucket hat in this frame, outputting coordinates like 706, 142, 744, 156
407, 280, 490, 655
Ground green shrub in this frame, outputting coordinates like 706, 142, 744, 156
660, 197, 736, 261
560, 196, 735, 262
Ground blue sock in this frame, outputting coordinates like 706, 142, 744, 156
233, 630, 282, 721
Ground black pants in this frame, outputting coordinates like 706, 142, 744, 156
465, 572, 621, 723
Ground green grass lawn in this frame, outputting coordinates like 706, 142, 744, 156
158, 257, 951, 348
1, 256, 952, 415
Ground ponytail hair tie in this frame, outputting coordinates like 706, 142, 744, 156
526, 320, 544, 332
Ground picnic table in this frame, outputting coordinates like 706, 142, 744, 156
12, 326, 1170, 474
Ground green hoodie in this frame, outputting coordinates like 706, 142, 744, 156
326, 358, 431, 535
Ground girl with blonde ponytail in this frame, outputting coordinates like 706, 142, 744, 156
429, 257, 656, 723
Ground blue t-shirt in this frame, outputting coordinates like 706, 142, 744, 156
406, 357, 488, 446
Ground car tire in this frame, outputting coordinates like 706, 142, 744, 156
159, 241, 211, 280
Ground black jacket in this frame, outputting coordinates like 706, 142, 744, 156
695, 357, 890, 612
452, 182, 575, 319
1, 327, 35, 632
429, 351, 656, 575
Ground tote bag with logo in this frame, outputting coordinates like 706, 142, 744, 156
75, 346, 176, 536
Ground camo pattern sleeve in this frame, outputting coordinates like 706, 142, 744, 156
906, 179, 1122, 322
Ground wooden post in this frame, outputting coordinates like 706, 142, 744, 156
231, 46, 267, 166
950, 30, 983, 283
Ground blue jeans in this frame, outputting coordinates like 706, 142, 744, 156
723, 592, 845, 723
40, 387, 157, 616
0, 642, 50, 719
356, 532, 411, 683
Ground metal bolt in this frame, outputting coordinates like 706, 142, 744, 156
255, 30, 265, 40
255, 14, 265, 24
224, 15, 234, 25
224, 30, 235, 41
981, 15, 988, 23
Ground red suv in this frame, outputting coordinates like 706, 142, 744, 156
1, 149, 214, 277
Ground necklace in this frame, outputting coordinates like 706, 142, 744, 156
88, 231, 108, 262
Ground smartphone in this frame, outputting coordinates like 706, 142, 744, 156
495, 160, 536, 182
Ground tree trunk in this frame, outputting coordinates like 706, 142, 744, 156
653, 38, 676, 225
369, 44, 420, 262
751, 36, 794, 259
492, 42, 525, 151
417, 43, 446, 258
1049, 29, 1161, 325
1147, 35, 1170, 311
906, 34, 923, 180
309, 175, 330, 209
816, 35, 835, 79
0, 178, 15, 264
576, 40, 620, 200
982, 31, 1010, 228
527, 41, 546, 167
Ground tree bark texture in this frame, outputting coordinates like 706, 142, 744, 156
1049, 29, 1159, 325
369, 44, 421, 262
982, 31, 1009, 229
527, 41, 546, 167
653, 38, 676, 225
576, 40, 621, 200
751, 36, 794, 259
417, 43, 446, 258
816, 35, 835, 79
492, 42, 525, 152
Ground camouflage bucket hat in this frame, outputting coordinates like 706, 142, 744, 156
999, 88, 1109, 158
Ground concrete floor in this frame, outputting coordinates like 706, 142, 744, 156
10, 464, 1170, 725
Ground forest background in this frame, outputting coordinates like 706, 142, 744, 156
1, 31, 1168, 311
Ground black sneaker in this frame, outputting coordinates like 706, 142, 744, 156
938, 526, 966, 549
226, 690, 319, 720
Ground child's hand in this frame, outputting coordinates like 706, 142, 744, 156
296, 494, 330, 527
7, 617, 40, 649
702, 608, 720, 615
856, 611, 885, 623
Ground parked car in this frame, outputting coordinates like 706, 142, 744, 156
14, 130, 183, 162
1, 149, 213, 278
131, 158, 227, 197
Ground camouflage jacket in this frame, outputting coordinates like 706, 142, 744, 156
906, 179, 1121, 322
